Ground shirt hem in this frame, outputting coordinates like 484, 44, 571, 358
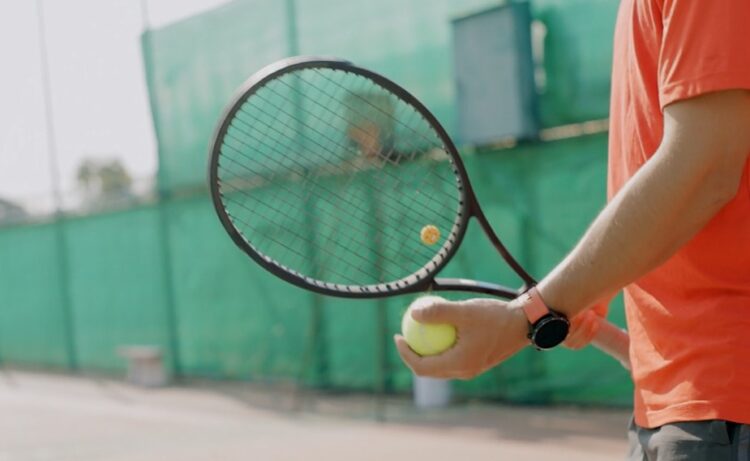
636, 400, 750, 429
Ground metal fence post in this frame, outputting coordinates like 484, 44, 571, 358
36, 0, 78, 370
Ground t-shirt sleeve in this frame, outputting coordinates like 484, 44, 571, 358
659, 0, 750, 109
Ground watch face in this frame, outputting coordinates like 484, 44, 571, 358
532, 316, 570, 349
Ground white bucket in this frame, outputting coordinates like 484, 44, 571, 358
413, 375, 452, 408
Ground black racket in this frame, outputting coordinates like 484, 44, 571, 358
208, 56, 630, 368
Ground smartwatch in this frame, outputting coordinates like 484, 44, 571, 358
519, 287, 570, 350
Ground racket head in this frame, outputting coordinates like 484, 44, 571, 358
209, 56, 475, 298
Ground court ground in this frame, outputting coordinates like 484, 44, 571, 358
0, 370, 629, 460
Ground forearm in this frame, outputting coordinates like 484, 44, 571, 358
536, 91, 750, 316
538, 146, 740, 316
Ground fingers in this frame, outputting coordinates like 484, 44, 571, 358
395, 297, 526, 380
394, 334, 470, 379
394, 334, 421, 367
589, 292, 617, 317
410, 299, 464, 325
590, 300, 610, 317
564, 310, 601, 350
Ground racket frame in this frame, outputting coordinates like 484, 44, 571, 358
209, 56, 532, 300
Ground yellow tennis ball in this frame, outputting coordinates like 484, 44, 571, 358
402, 296, 457, 356
420, 225, 440, 245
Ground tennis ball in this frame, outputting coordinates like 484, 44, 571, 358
420, 225, 440, 245
402, 296, 457, 356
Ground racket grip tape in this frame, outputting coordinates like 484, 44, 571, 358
592, 318, 631, 370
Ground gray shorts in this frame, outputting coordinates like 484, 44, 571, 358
628, 416, 750, 461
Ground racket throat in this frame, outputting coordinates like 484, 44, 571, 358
471, 209, 536, 288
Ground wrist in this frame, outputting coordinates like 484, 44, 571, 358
507, 301, 532, 344
515, 287, 570, 350
536, 278, 578, 318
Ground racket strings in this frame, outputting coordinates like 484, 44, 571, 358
220, 112, 456, 284
224, 88, 459, 254
219, 138, 446, 281
302, 69, 463, 199
283, 72, 441, 167
226, 221, 393, 288
256, 72, 462, 234
220, 107, 452, 272
218, 158, 442, 281
252, 76, 459, 193
301, 69, 457, 185
310, 68, 449, 155
219, 157, 450, 284
224, 203, 404, 284
225, 192, 433, 287
217, 66, 462, 287
220, 116, 457, 258
217, 147, 434, 275
220, 157, 454, 286
280, 72, 465, 210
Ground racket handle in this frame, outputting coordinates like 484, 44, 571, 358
592, 318, 631, 371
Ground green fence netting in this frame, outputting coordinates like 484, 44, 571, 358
536, 0, 619, 127
0, 224, 69, 367
0, 0, 630, 406
63, 206, 174, 371
165, 194, 313, 381
0, 132, 632, 405
145, 0, 618, 193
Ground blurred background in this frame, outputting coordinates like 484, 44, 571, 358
0, 0, 631, 459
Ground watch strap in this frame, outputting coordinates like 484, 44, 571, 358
520, 287, 549, 324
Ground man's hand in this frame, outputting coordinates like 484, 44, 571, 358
564, 310, 601, 350
563, 299, 611, 350
393, 297, 529, 379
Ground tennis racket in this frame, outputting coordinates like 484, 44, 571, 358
208, 56, 630, 369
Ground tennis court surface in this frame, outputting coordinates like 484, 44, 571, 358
0, 371, 628, 460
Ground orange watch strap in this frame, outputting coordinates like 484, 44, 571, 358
520, 287, 550, 324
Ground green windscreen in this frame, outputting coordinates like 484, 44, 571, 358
0, 133, 631, 404
145, 0, 618, 193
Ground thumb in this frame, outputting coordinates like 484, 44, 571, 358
410, 298, 461, 325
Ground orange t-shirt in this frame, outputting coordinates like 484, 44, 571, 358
609, 0, 750, 428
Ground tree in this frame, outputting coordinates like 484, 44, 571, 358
75, 158, 133, 210
0, 197, 27, 225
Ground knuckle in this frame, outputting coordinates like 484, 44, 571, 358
428, 304, 447, 318
439, 302, 459, 316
